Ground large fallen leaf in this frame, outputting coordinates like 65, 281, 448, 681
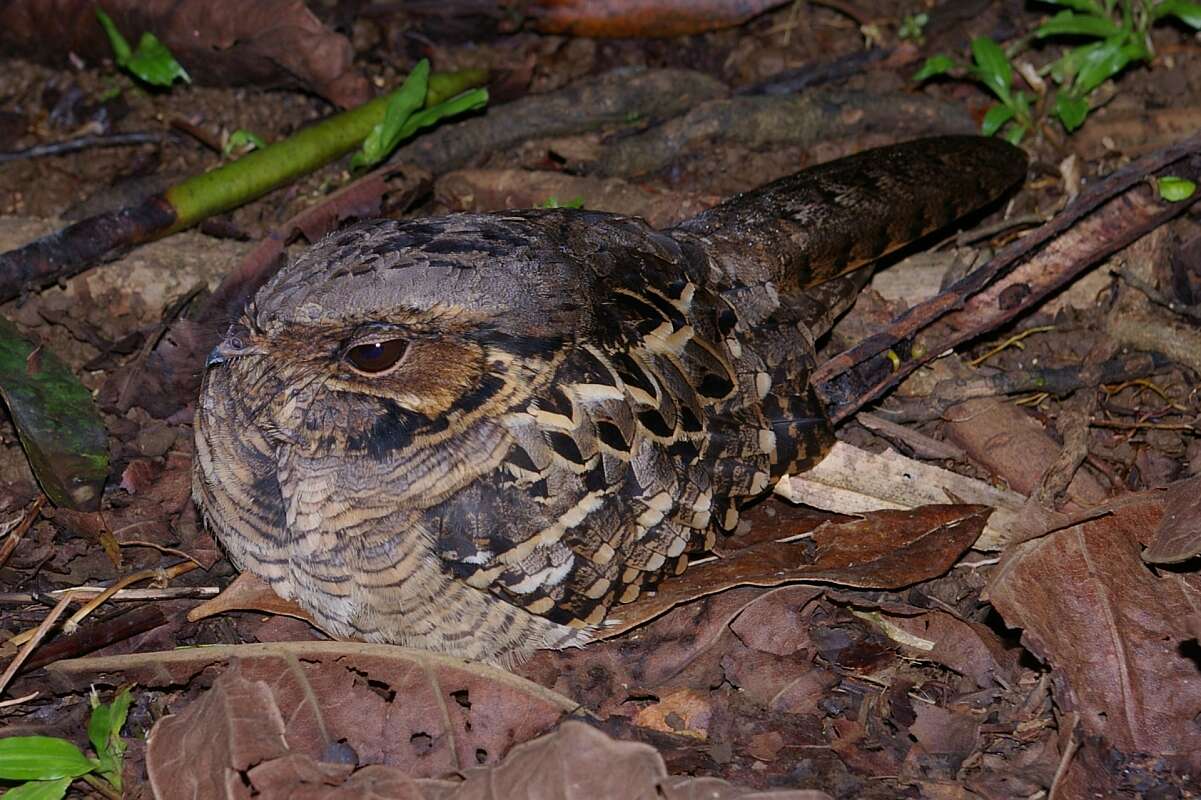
445, 721, 831, 799
778, 441, 1022, 550
601, 504, 991, 637
1143, 474, 1201, 563
526, 0, 789, 37
986, 493, 1201, 755
46, 642, 579, 785
0, 0, 367, 107
0, 316, 107, 510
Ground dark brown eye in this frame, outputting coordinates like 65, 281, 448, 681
345, 339, 408, 375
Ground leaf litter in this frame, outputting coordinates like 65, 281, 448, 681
2, 0, 1201, 797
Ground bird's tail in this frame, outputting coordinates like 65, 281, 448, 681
671, 135, 1027, 295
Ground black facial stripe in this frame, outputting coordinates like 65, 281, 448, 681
345, 399, 445, 461
471, 328, 564, 359
453, 373, 506, 416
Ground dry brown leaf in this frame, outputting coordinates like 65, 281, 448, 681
526, 0, 789, 38
187, 570, 323, 627
986, 494, 1201, 755
1144, 474, 1201, 563
778, 441, 1024, 550
47, 641, 580, 784
447, 720, 826, 799
632, 689, 713, 740
945, 397, 1107, 508
0, 0, 367, 107
874, 609, 1019, 690
601, 504, 989, 638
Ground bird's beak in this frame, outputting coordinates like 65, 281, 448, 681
206, 338, 266, 368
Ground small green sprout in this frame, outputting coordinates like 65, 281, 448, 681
539, 196, 586, 209
223, 129, 267, 157
0, 687, 133, 800
1157, 176, 1197, 201
899, 12, 929, 41
352, 59, 488, 171
96, 8, 190, 88
914, 0, 1201, 140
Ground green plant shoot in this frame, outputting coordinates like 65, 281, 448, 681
0, 687, 133, 800
352, 59, 488, 171
96, 8, 190, 87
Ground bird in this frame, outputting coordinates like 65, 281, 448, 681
193, 135, 1027, 664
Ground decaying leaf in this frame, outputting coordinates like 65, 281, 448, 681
1143, 474, 1201, 563
525, 0, 789, 38
0, 0, 367, 107
0, 316, 107, 510
47, 642, 579, 786
186, 570, 323, 628
986, 493, 1201, 755
601, 503, 991, 637
778, 441, 1022, 550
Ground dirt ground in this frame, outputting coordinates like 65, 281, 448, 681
2, 1, 1201, 798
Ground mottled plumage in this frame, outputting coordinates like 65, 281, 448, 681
194, 136, 1026, 663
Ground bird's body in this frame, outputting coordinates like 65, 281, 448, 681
194, 136, 1026, 663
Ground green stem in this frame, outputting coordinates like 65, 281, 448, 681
81, 772, 122, 800
162, 67, 487, 234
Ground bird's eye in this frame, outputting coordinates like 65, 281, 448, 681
345, 339, 408, 375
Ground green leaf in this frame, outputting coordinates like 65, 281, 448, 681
223, 129, 266, 156
88, 688, 132, 764
352, 59, 432, 170
1073, 37, 1134, 95
898, 12, 929, 40
1002, 123, 1029, 145
1157, 176, 1197, 201
981, 103, 1016, 135
95, 8, 189, 87
0, 318, 108, 511
912, 53, 956, 82
1038, 0, 1104, 12
970, 37, 1014, 103
426, 67, 489, 107
0, 738, 95, 781
539, 196, 586, 209
0, 777, 74, 800
1154, 0, 1201, 28
1055, 93, 1091, 129
1036, 9, 1121, 37
387, 88, 489, 151
125, 32, 190, 86
94, 8, 132, 65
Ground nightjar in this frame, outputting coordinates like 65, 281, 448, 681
194, 136, 1026, 663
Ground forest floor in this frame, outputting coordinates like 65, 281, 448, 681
1, 1, 1201, 798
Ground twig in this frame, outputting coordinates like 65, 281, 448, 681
0, 690, 38, 708
23, 605, 170, 672
1114, 264, 1201, 323
815, 132, 1201, 423
1089, 418, 1196, 431
0, 586, 219, 604
0, 132, 164, 164
954, 213, 1045, 246
1049, 712, 1080, 800
5, 561, 198, 647
61, 562, 197, 635
0, 495, 45, 570
0, 592, 74, 698
168, 117, 224, 154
